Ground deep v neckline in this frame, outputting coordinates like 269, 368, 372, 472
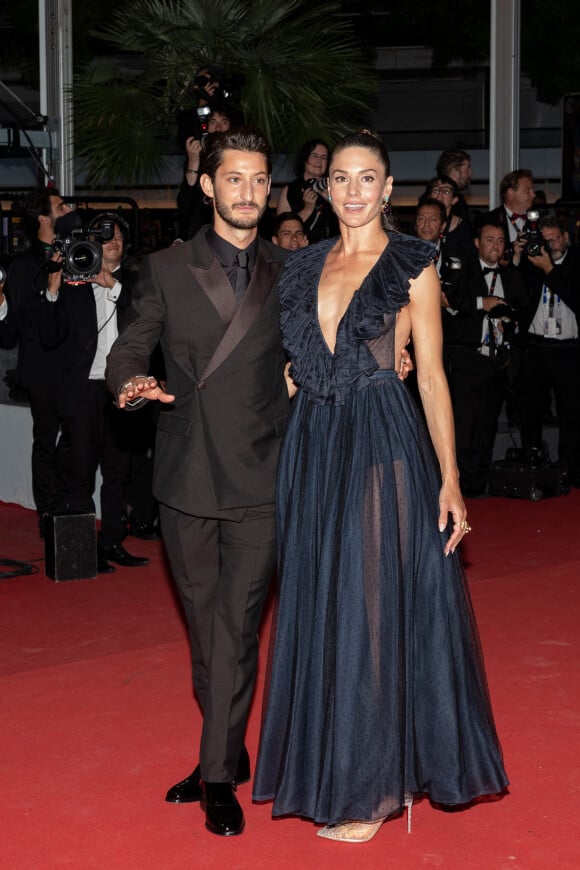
315, 239, 390, 356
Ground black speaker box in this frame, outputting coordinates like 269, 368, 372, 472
44, 513, 97, 581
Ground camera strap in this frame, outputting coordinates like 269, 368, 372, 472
96, 303, 117, 335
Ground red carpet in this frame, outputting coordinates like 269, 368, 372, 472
1, 494, 579, 869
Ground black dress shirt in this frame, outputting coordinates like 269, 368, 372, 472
207, 228, 258, 295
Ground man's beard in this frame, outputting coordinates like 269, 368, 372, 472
215, 197, 266, 229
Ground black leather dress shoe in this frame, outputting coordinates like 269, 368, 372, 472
98, 543, 149, 567
165, 747, 250, 803
127, 517, 162, 540
97, 555, 116, 574
201, 782, 244, 836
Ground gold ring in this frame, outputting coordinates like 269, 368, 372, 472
460, 521, 472, 533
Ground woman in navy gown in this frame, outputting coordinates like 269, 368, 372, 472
253, 131, 508, 842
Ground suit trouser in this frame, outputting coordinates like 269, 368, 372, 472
28, 385, 67, 516
160, 503, 276, 783
519, 340, 580, 475
446, 346, 505, 492
61, 379, 131, 547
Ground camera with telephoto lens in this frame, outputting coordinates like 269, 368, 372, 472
441, 256, 464, 309
304, 177, 329, 195
522, 208, 544, 257
51, 212, 114, 284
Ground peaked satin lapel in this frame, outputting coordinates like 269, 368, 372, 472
200, 252, 281, 383
188, 259, 238, 326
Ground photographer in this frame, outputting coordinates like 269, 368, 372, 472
176, 65, 243, 151
39, 213, 149, 573
489, 169, 536, 264
176, 102, 245, 242
0, 188, 73, 536
276, 139, 338, 244
444, 217, 526, 497
517, 214, 580, 484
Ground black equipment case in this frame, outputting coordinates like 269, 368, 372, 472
488, 454, 570, 501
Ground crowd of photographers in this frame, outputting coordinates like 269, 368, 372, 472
1, 66, 579, 558
413, 156, 580, 497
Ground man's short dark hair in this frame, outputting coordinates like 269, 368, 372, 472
200, 128, 272, 181
474, 213, 505, 239
21, 187, 61, 241
499, 169, 533, 203
416, 196, 447, 225
273, 211, 305, 236
436, 149, 471, 177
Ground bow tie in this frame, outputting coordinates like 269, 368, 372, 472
483, 267, 500, 276
510, 212, 527, 221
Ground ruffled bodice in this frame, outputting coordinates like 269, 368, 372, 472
279, 232, 435, 404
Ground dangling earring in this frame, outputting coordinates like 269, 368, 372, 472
382, 195, 390, 215
328, 193, 332, 203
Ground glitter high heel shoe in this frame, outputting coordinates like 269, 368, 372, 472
316, 794, 414, 843
316, 819, 386, 843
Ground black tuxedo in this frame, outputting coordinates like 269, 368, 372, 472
0, 244, 69, 519
488, 205, 512, 239
39, 269, 134, 410
517, 248, 580, 477
40, 268, 138, 545
106, 227, 290, 782
444, 258, 526, 494
488, 205, 529, 266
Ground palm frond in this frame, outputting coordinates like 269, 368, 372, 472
74, 0, 377, 185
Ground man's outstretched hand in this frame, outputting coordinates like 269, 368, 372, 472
117, 376, 175, 408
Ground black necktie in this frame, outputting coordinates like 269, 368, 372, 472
234, 251, 250, 300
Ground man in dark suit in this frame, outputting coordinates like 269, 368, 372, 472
517, 214, 580, 482
444, 217, 526, 496
488, 169, 536, 262
105, 129, 290, 837
40, 214, 149, 573
435, 148, 472, 221
0, 189, 73, 534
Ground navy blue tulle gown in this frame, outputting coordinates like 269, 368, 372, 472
253, 233, 508, 825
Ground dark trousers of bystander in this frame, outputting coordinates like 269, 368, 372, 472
519, 339, 580, 481
28, 385, 69, 523
446, 345, 506, 496
59, 379, 132, 547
